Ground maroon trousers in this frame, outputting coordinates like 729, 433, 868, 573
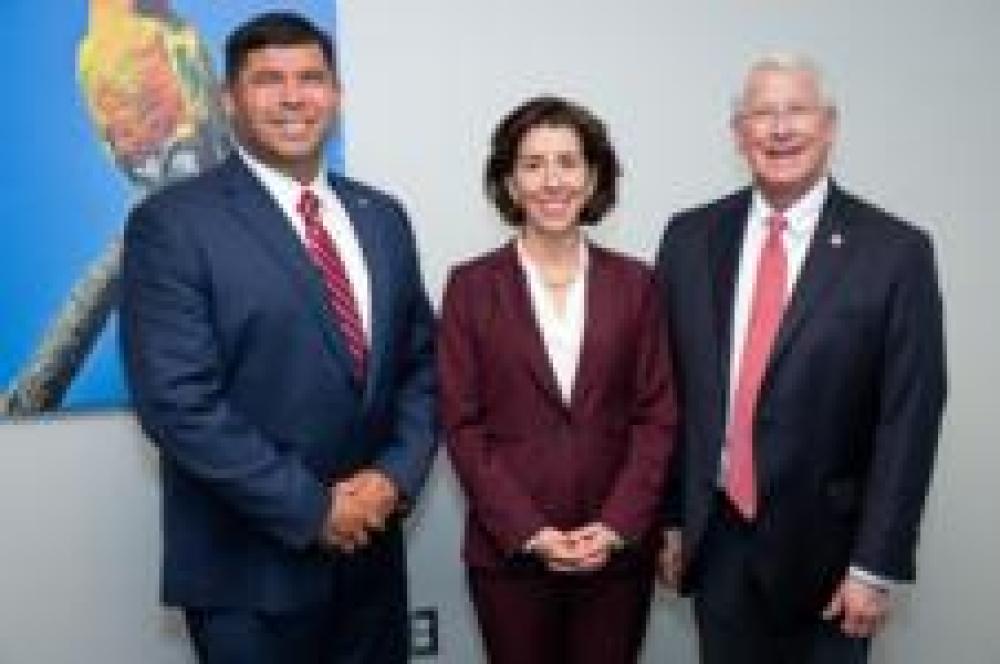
467, 562, 654, 664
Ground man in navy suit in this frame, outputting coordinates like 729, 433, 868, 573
655, 53, 946, 663
121, 12, 437, 663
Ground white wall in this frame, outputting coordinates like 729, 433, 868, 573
3, 1, 999, 661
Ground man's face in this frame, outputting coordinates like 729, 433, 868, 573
224, 44, 339, 182
734, 67, 835, 208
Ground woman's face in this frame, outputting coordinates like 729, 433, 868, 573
508, 124, 595, 236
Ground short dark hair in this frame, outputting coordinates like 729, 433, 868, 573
484, 95, 621, 226
225, 12, 337, 83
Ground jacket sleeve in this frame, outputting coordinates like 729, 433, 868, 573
372, 202, 440, 502
654, 219, 687, 529
599, 273, 679, 540
850, 232, 947, 580
438, 268, 548, 555
121, 199, 328, 551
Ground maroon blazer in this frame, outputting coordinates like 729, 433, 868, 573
439, 242, 677, 569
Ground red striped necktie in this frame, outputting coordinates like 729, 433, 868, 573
725, 212, 788, 520
297, 188, 367, 380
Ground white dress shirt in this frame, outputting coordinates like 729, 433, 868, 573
516, 238, 588, 405
236, 146, 372, 345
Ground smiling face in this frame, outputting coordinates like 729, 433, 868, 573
507, 124, 596, 238
734, 66, 836, 210
224, 43, 339, 183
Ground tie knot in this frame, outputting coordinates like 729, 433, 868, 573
297, 189, 321, 226
768, 213, 788, 234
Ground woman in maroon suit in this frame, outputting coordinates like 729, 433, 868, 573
439, 96, 678, 664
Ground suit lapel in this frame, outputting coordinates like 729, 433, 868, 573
765, 185, 856, 380
219, 156, 360, 385
329, 175, 387, 403
569, 246, 610, 412
497, 242, 566, 410
709, 189, 753, 413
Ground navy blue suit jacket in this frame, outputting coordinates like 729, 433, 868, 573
656, 183, 946, 619
122, 154, 437, 610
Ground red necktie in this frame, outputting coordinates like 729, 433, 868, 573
725, 213, 788, 520
297, 188, 367, 379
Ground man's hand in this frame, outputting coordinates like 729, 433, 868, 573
322, 470, 400, 554
323, 482, 370, 553
343, 469, 400, 532
822, 576, 890, 638
656, 528, 684, 590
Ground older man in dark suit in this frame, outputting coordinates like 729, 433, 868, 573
655, 53, 946, 663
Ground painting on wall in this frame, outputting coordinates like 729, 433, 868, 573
0, 1, 340, 417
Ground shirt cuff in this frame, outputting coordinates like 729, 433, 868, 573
848, 565, 895, 592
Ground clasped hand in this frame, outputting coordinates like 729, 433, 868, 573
530, 523, 622, 573
322, 469, 399, 554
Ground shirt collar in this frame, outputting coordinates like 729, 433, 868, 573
235, 144, 331, 206
515, 235, 590, 287
750, 175, 829, 239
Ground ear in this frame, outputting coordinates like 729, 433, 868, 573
823, 105, 838, 140
732, 116, 749, 158
221, 86, 235, 118
329, 80, 344, 105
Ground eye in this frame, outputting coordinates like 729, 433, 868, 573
299, 69, 331, 84
248, 70, 284, 85
744, 107, 775, 124
557, 153, 583, 169
516, 155, 543, 171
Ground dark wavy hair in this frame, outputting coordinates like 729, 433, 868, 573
484, 95, 621, 226
225, 12, 337, 83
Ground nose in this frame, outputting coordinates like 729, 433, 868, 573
770, 111, 795, 138
278, 80, 305, 107
542, 163, 562, 188
765, 106, 805, 140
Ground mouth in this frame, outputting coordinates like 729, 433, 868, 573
765, 145, 805, 160
270, 117, 316, 140
534, 199, 577, 217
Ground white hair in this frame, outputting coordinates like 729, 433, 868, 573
733, 52, 837, 118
